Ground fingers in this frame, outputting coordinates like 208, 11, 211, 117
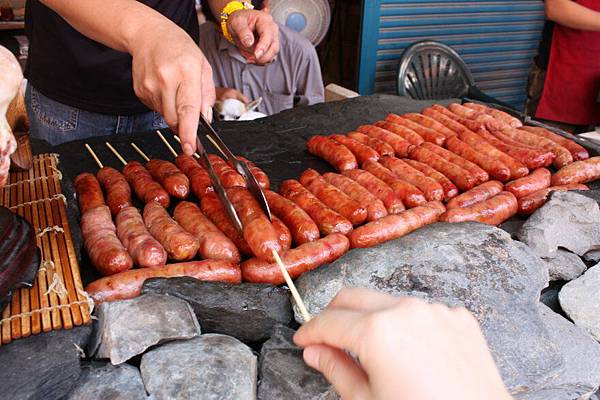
228, 13, 255, 49
293, 309, 365, 351
175, 79, 202, 156
327, 288, 402, 312
200, 60, 216, 123
254, 16, 278, 63
303, 344, 370, 400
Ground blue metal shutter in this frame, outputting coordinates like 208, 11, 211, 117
358, 0, 545, 110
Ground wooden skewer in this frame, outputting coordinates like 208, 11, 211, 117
105, 142, 127, 166
85, 144, 104, 169
131, 142, 150, 162
173, 135, 200, 159
156, 130, 179, 158
205, 135, 226, 158
272, 250, 312, 322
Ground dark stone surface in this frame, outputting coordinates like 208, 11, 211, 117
142, 277, 292, 343
294, 222, 562, 395
258, 325, 337, 400
540, 281, 566, 315
65, 361, 148, 400
0, 324, 91, 400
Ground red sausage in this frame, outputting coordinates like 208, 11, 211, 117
123, 161, 170, 208
323, 172, 388, 221
505, 168, 551, 199
176, 155, 213, 198
341, 169, 405, 214
419, 142, 489, 185
81, 205, 133, 276
97, 167, 132, 217
385, 114, 446, 145
300, 168, 368, 226
330, 134, 380, 164
439, 191, 518, 225
551, 157, 600, 186
347, 132, 395, 156
445, 136, 511, 182
265, 190, 320, 245
227, 187, 281, 262
241, 234, 350, 284
272, 216, 292, 251
362, 160, 427, 208
463, 102, 522, 128
446, 181, 504, 209
520, 126, 589, 161
279, 179, 353, 235
374, 121, 424, 146
402, 113, 456, 138
207, 154, 246, 187
408, 146, 477, 192
144, 201, 199, 261
479, 129, 555, 170
402, 159, 459, 200
495, 126, 571, 168
146, 159, 190, 199
173, 201, 240, 263
379, 156, 444, 202
236, 156, 270, 190
307, 135, 358, 171
349, 202, 446, 248
518, 184, 590, 215
357, 125, 415, 157
115, 206, 167, 268
86, 259, 242, 304
74, 172, 105, 215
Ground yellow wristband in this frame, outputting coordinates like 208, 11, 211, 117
220, 1, 254, 45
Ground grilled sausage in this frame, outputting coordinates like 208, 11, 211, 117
176, 155, 213, 198
401, 159, 459, 200
97, 167, 132, 217
520, 126, 589, 161
146, 159, 190, 199
408, 146, 477, 192
551, 157, 600, 186
115, 206, 166, 268
495, 126, 572, 169
420, 142, 489, 185
81, 205, 133, 276
341, 169, 405, 214
347, 132, 395, 156
272, 216, 292, 251
265, 190, 320, 245
505, 168, 551, 199
236, 156, 270, 189
379, 156, 444, 202
445, 136, 511, 182
173, 201, 240, 262
356, 125, 414, 157
330, 134, 380, 164
86, 259, 242, 304
74, 172, 105, 215
518, 184, 590, 215
440, 191, 518, 225
374, 121, 424, 145
323, 172, 388, 221
300, 168, 368, 226
349, 202, 446, 248
279, 179, 353, 235
241, 234, 349, 284
463, 102, 522, 128
402, 113, 456, 138
479, 129, 555, 170
362, 160, 427, 208
123, 161, 170, 207
307, 135, 358, 171
144, 201, 199, 261
446, 181, 504, 209
207, 154, 246, 187
385, 114, 446, 145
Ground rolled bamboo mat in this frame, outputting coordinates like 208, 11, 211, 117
0, 153, 92, 345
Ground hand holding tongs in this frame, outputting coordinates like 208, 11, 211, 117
195, 114, 272, 234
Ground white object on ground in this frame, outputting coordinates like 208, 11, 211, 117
215, 98, 267, 121
0, 45, 22, 188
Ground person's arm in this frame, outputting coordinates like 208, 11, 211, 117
545, 0, 600, 31
294, 288, 512, 400
207, 0, 279, 65
40, 0, 213, 155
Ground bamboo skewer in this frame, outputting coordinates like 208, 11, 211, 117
173, 135, 200, 159
205, 135, 226, 158
131, 143, 150, 162
105, 142, 127, 166
85, 144, 104, 169
156, 131, 179, 158
272, 250, 312, 322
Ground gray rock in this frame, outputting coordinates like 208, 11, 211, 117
66, 362, 147, 400
0, 324, 91, 400
583, 249, 600, 264
89, 293, 200, 365
142, 278, 291, 343
542, 249, 587, 281
515, 304, 600, 400
516, 192, 600, 258
559, 264, 600, 342
140, 334, 257, 400
258, 326, 337, 400
540, 282, 565, 315
294, 222, 562, 394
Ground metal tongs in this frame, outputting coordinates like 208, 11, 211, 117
195, 114, 272, 234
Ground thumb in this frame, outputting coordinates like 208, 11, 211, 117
303, 345, 370, 400
228, 13, 255, 48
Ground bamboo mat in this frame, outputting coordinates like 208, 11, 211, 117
0, 153, 92, 345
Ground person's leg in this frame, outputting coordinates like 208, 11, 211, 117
130, 111, 167, 133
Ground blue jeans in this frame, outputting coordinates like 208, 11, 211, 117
26, 85, 167, 145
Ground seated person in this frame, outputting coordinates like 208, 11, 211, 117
199, 0, 324, 116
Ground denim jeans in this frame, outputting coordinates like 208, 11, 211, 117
26, 85, 167, 145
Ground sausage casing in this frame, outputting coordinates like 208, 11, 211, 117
144, 201, 199, 261
517, 184, 589, 215
374, 121, 424, 146
401, 159, 459, 201
402, 113, 456, 138
356, 125, 414, 157
330, 134, 380, 165
408, 146, 477, 192
420, 142, 489, 185
341, 169, 405, 214
520, 126, 589, 161
347, 132, 395, 157
97, 167, 132, 217
74, 172, 105, 215
307, 135, 358, 171
505, 168, 551, 199
440, 191, 518, 226
236, 156, 270, 189
265, 190, 320, 245
551, 157, 600, 186
176, 155, 213, 198
385, 114, 445, 145
323, 172, 388, 221
115, 206, 166, 268
207, 154, 246, 187
379, 156, 445, 202
123, 161, 170, 208
445, 136, 511, 182
147, 159, 190, 199
446, 181, 504, 209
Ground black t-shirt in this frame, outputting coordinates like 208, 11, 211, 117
24, 1, 199, 115
535, 21, 554, 70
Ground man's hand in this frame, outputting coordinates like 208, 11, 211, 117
216, 87, 250, 103
130, 25, 215, 156
227, 9, 279, 65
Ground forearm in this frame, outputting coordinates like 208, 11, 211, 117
40, 0, 185, 53
207, 0, 230, 23
545, 0, 600, 31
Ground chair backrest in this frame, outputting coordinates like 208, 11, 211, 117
397, 41, 474, 100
